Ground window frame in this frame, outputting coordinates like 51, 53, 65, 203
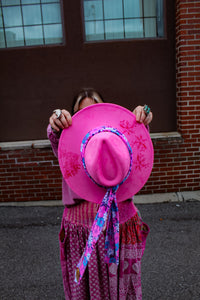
81, 0, 166, 43
0, 0, 65, 49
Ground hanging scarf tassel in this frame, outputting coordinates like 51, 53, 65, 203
104, 188, 119, 264
75, 186, 119, 284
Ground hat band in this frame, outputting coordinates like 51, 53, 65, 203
74, 127, 133, 284
80, 126, 133, 188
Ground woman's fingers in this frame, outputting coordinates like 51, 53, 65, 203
133, 106, 153, 125
49, 109, 72, 132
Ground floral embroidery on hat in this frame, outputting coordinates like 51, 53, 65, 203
134, 135, 147, 151
134, 153, 149, 171
119, 120, 135, 135
61, 152, 81, 178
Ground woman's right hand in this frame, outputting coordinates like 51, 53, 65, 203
49, 109, 72, 133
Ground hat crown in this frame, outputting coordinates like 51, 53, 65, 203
84, 132, 130, 187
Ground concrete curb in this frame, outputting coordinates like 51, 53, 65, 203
0, 200, 63, 207
0, 190, 199, 206
134, 190, 200, 204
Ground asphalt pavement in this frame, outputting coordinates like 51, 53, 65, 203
0, 201, 200, 300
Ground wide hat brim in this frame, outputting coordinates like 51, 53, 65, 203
58, 103, 154, 203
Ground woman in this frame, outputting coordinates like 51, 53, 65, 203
47, 88, 153, 300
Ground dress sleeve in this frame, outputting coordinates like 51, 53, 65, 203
47, 124, 61, 158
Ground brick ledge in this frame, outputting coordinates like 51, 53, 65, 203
0, 132, 182, 151
150, 131, 182, 140
0, 139, 51, 151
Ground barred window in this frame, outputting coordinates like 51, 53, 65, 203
83, 0, 164, 42
0, 0, 63, 48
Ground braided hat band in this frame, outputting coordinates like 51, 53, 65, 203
75, 126, 133, 283
81, 126, 133, 188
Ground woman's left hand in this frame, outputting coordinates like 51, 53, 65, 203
133, 105, 153, 126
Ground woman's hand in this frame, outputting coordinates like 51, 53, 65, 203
133, 105, 153, 126
49, 109, 72, 133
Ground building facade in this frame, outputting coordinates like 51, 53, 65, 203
0, 0, 199, 202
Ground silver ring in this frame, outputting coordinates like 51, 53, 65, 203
53, 109, 62, 119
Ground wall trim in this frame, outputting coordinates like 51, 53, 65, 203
0, 132, 182, 151
0, 139, 51, 151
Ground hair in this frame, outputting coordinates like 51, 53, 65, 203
71, 88, 104, 115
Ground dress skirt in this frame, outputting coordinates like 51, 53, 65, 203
59, 200, 149, 300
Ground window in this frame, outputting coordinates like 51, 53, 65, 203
0, 0, 63, 48
83, 0, 164, 41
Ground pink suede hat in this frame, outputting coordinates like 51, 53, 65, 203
58, 103, 154, 203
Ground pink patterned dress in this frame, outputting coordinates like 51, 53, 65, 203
59, 201, 149, 300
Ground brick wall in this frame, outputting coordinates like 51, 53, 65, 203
0, 0, 199, 202
141, 0, 200, 194
0, 146, 62, 202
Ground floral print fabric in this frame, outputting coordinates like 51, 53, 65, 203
59, 201, 149, 300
